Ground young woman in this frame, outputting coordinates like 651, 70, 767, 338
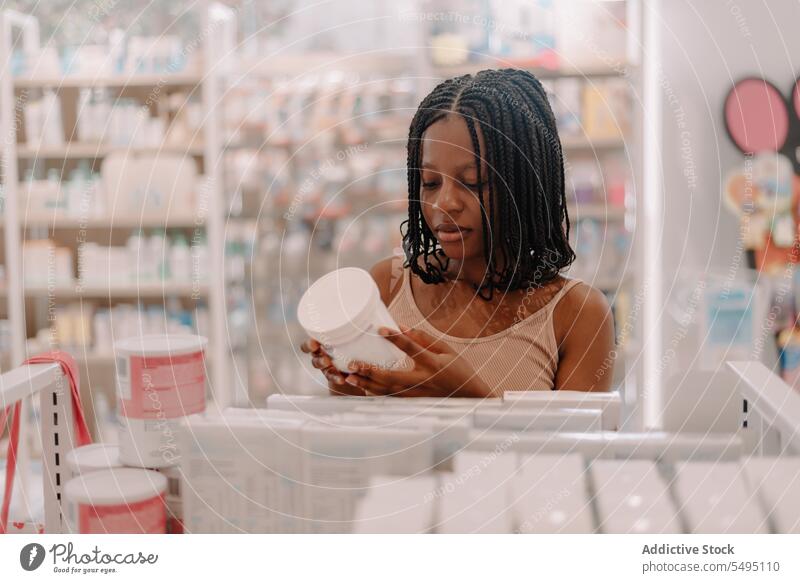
302, 68, 615, 397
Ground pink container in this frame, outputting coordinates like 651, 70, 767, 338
115, 334, 207, 468
64, 468, 167, 534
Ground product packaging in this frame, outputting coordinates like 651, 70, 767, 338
115, 334, 207, 468
64, 468, 167, 534
297, 267, 411, 372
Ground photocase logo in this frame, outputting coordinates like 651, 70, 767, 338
20, 543, 46, 571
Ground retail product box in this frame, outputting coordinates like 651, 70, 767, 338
472, 407, 602, 433
503, 390, 622, 431
352, 475, 439, 534
512, 454, 594, 534
589, 459, 681, 534
266, 394, 378, 415
437, 451, 518, 534
333, 412, 471, 468
180, 415, 306, 533
742, 457, 800, 534
672, 461, 767, 534
300, 422, 433, 533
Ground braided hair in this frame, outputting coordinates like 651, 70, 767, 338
401, 68, 575, 300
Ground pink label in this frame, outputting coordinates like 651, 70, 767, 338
78, 495, 166, 534
119, 351, 205, 419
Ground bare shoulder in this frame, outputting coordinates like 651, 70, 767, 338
552, 280, 614, 343
369, 256, 406, 306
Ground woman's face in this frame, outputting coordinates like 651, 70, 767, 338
419, 114, 490, 263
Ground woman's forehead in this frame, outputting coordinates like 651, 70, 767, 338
421, 115, 487, 170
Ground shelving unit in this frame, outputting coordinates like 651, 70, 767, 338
0, 5, 234, 408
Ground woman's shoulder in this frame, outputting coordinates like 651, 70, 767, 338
552, 278, 614, 342
369, 256, 407, 306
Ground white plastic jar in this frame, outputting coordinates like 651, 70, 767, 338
64, 468, 167, 533
115, 334, 207, 468
297, 267, 411, 372
65, 444, 124, 481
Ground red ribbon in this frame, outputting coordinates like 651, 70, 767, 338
1, 351, 92, 534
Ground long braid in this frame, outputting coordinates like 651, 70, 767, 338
403, 68, 575, 295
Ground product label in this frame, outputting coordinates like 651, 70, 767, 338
118, 351, 206, 419
116, 356, 131, 400
78, 495, 166, 534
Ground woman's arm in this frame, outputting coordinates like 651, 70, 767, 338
553, 283, 616, 392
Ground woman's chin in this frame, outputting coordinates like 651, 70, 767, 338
437, 242, 479, 261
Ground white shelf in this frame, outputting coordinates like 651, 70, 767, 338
16, 143, 205, 159
24, 282, 208, 299
432, 62, 630, 80
22, 213, 205, 229
14, 72, 203, 89
561, 135, 626, 151
567, 203, 626, 221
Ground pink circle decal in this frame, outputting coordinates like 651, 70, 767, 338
725, 79, 789, 153
793, 79, 800, 119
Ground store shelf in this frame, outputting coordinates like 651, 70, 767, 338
24, 282, 208, 299
22, 213, 205, 229
568, 203, 626, 221
432, 62, 630, 80
16, 143, 205, 159
14, 72, 203, 89
561, 135, 627, 151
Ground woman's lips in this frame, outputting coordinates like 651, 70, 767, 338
435, 224, 472, 243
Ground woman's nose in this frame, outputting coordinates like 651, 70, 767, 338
434, 177, 465, 215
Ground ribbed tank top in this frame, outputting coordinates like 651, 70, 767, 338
387, 268, 583, 392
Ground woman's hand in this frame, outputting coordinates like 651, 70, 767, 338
344, 325, 496, 398
300, 338, 366, 396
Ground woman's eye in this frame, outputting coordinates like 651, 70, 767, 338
464, 182, 487, 191
421, 181, 440, 190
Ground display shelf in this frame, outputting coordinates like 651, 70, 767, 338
567, 203, 626, 221
22, 213, 205, 229
13, 72, 203, 90
432, 62, 630, 81
24, 282, 207, 299
17, 143, 205, 159
0, 6, 234, 407
561, 135, 627, 151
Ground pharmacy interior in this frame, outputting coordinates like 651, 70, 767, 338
0, 0, 799, 535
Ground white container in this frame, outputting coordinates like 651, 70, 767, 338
64, 468, 167, 534
65, 444, 123, 481
118, 415, 184, 469
115, 334, 207, 468
297, 267, 410, 372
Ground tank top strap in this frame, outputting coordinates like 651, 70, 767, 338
545, 277, 583, 313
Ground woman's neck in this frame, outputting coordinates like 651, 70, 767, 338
444, 258, 492, 288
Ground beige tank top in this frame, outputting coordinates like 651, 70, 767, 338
387, 268, 583, 392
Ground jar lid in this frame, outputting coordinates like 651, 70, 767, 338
297, 267, 378, 344
115, 334, 207, 356
65, 444, 123, 475
64, 468, 167, 506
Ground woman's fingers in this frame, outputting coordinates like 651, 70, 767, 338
345, 373, 399, 396
322, 366, 346, 385
311, 354, 333, 370
377, 327, 431, 363
328, 377, 365, 396
300, 338, 320, 354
